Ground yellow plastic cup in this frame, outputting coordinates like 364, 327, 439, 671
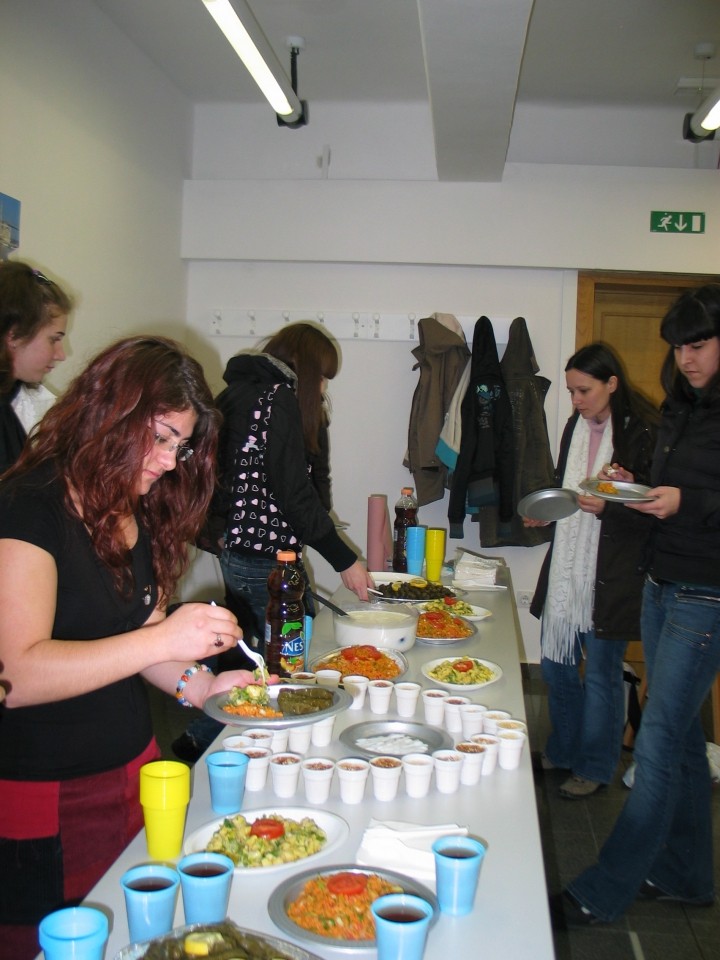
424, 528, 446, 582
139, 761, 190, 859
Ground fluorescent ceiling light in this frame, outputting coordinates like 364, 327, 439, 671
202, 0, 305, 124
683, 85, 720, 142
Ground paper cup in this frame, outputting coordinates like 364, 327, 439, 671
432, 749, 463, 794
482, 710, 511, 734
336, 758, 370, 804
394, 681, 421, 719
402, 753, 435, 798
456, 741, 486, 785
344, 674, 369, 710
287, 724, 313, 754
459, 703, 487, 739
223, 734, 253, 751
368, 679, 394, 715
422, 688, 449, 725
370, 755, 403, 801
301, 757, 335, 804
269, 752, 302, 798
470, 733, 500, 775
495, 718, 528, 736
235, 746, 272, 791
310, 714, 336, 746
443, 695, 471, 734
242, 728, 274, 750
498, 729, 527, 770
315, 669, 342, 689
269, 727, 289, 754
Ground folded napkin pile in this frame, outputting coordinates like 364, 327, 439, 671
356, 819, 468, 886
451, 550, 505, 590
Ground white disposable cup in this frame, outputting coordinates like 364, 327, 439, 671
495, 719, 528, 736
470, 733, 500, 775
401, 753, 435, 799
269, 727, 289, 754
482, 710, 511, 735
235, 746, 272, 791
459, 703, 487, 739
498, 730, 527, 770
269, 752, 302, 798
292, 672, 317, 685
344, 675, 369, 710
287, 724, 313, 754
336, 758, 370, 804
443, 696, 471, 734
301, 758, 335, 804
369, 756, 403, 801
315, 669, 342, 689
422, 689, 449, 725
393, 682, 421, 719
223, 734, 252, 751
456, 742, 486, 785
432, 749, 463, 794
243, 729, 274, 750
368, 680, 394, 715
310, 715, 336, 747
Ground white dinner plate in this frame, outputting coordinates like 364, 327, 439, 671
415, 602, 492, 622
183, 807, 349, 876
421, 656, 504, 691
268, 864, 438, 952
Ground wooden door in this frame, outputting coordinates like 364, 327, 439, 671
576, 271, 720, 406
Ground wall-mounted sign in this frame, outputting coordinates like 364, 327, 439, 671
650, 211, 705, 234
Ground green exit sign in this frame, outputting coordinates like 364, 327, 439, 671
651, 211, 705, 234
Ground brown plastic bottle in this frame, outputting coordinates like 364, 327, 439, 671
265, 550, 305, 677
392, 487, 418, 573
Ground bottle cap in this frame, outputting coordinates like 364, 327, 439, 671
401, 487, 414, 496
277, 550, 297, 562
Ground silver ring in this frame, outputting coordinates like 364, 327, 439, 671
214, 634, 223, 648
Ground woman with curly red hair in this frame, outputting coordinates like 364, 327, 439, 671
0, 336, 249, 958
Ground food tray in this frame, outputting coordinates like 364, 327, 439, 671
183, 807, 349, 875
309, 647, 408, 680
415, 617, 477, 646
114, 921, 325, 960
268, 864, 438, 952
339, 720, 453, 758
203, 683, 352, 728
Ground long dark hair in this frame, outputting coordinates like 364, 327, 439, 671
0, 261, 73, 394
565, 342, 660, 462
262, 322, 339, 454
6, 336, 220, 603
659, 284, 720, 401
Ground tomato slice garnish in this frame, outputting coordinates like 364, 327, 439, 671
326, 872, 369, 896
453, 659, 474, 672
443, 596, 458, 606
249, 818, 285, 839
351, 645, 382, 659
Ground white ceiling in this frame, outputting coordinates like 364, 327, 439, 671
92, 0, 720, 181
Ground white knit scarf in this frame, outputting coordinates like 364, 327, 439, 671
542, 416, 614, 664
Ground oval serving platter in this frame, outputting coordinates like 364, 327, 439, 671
339, 720, 453, 758
204, 683, 352, 728
268, 864, 438, 953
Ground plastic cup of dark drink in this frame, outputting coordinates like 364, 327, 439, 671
177, 852, 234, 924
120, 864, 179, 943
371, 893, 433, 960
431, 835, 487, 915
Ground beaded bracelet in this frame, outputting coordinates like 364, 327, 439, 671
176, 662, 213, 708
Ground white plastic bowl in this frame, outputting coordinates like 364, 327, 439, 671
333, 603, 417, 652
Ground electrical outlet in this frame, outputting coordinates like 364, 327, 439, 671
516, 590, 533, 608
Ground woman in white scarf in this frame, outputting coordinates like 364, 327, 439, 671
528, 344, 658, 800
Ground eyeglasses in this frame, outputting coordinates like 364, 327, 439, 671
32, 269, 52, 285
152, 424, 194, 462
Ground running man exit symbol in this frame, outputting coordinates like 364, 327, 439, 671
650, 211, 705, 234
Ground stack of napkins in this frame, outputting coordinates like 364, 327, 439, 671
452, 550, 504, 590
356, 819, 468, 886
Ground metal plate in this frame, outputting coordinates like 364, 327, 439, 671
114, 921, 326, 960
339, 720, 453, 758
421, 657, 504, 692
517, 487, 578, 521
268, 864, 439, 952
415, 602, 492, 622
183, 807, 349, 875
579, 478, 654, 502
368, 572, 465, 602
415, 617, 477, 645
204, 684, 352, 728
309, 647, 408, 680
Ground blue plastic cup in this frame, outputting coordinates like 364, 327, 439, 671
120, 863, 179, 943
431, 835, 487, 915
371, 893, 433, 960
39, 907, 109, 960
405, 526, 427, 576
178, 852, 234, 924
205, 750, 249, 814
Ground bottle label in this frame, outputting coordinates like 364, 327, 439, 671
265, 620, 305, 674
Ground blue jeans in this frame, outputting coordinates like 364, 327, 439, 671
542, 629, 627, 783
568, 577, 720, 920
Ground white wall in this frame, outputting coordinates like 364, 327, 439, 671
0, 0, 192, 393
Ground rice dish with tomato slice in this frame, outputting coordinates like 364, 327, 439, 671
287, 872, 403, 940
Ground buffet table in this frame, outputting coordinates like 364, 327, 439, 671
81, 567, 554, 960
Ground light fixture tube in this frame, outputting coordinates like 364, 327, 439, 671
684, 85, 720, 142
201, 0, 304, 123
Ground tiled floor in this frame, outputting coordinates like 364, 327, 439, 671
148, 670, 720, 960
523, 664, 720, 960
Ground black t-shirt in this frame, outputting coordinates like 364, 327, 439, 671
0, 464, 158, 780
